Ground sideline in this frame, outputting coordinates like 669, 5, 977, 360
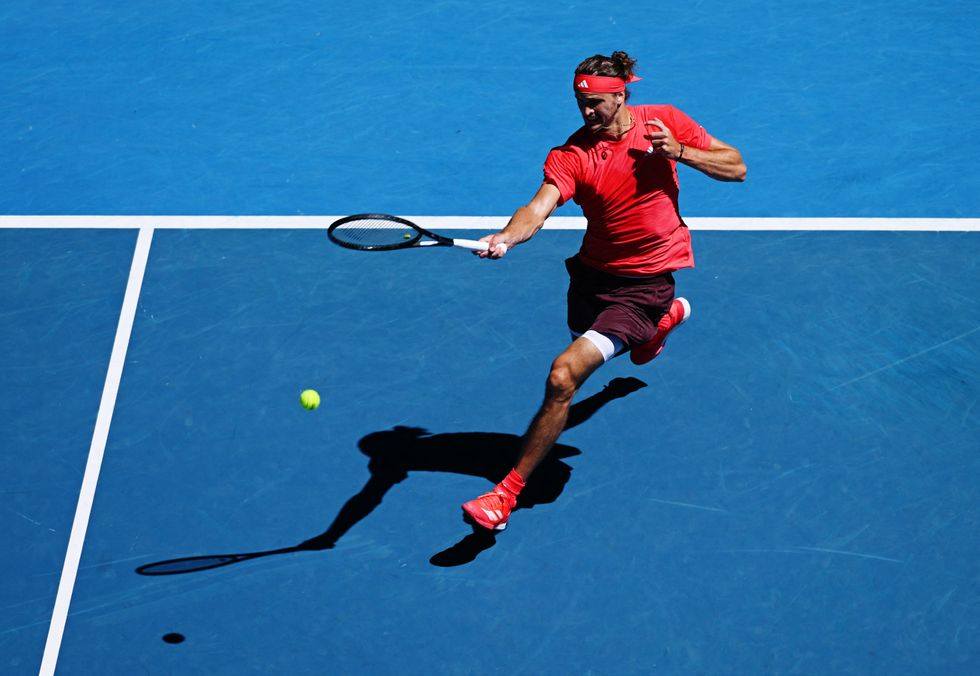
38, 227, 155, 676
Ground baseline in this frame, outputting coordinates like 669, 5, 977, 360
0, 216, 978, 231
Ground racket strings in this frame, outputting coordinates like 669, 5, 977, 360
331, 218, 419, 247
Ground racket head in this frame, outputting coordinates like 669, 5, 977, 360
328, 214, 424, 251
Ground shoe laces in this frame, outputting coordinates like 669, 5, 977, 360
479, 489, 515, 510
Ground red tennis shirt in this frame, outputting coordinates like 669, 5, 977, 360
543, 104, 713, 276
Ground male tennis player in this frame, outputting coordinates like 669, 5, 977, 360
462, 51, 746, 531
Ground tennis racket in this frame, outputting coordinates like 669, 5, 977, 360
328, 214, 506, 254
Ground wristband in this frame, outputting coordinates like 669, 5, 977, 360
677, 144, 685, 161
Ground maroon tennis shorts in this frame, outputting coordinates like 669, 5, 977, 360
565, 255, 675, 349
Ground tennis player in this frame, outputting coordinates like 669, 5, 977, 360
463, 51, 746, 531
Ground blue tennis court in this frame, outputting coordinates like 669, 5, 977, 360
3, 1, 979, 674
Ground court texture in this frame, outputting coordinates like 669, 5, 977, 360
2, 1, 978, 674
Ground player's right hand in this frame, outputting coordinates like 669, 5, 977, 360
476, 233, 510, 259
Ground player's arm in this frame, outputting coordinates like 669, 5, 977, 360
678, 136, 746, 182
478, 183, 562, 259
644, 118, 747, 182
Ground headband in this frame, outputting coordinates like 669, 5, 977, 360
573, 73, 642, 93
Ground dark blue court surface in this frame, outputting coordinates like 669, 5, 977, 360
2, 228, 977, 674
3, 0, 980, 674
0, 229, 135, 670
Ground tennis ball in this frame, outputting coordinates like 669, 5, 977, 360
300, 389, 320, 410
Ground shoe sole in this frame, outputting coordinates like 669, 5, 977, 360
462, 508, 508, 531
675, 297, 692, 325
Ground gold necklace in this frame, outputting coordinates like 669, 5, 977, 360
609, 112, 633, 138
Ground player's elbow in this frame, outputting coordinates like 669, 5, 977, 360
728, 150, 747, 182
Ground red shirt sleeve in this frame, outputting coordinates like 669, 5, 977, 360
637, 104, 713, 150
543, 146, 580, 206
661, 105, 713, 150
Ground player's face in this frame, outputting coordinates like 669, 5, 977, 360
575, 92, 625, 132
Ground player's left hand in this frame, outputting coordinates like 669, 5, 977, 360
644, 118, 682, 160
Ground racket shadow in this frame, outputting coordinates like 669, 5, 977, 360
134, 377, 647, 575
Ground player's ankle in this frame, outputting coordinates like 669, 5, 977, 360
497, 469, 526, 501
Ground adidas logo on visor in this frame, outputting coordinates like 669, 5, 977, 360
576, 80, 589, 89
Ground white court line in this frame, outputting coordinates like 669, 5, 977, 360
0, 215, 978, 231
39, 227, 154, 676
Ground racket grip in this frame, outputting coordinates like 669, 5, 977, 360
453, 238, 508, 254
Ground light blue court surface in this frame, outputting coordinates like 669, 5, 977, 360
2, 0, 980, 674
1, 1, 979, 217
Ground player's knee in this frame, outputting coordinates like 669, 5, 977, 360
546, 360, 578, 402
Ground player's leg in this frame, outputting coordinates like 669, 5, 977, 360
462, 335, 607, 531
514, 333, 610, 478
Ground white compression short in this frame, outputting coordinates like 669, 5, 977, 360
571, 329, 626, 362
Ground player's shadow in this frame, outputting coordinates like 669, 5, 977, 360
135, 377, 646, 575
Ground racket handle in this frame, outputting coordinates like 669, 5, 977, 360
453, 238, 508, 254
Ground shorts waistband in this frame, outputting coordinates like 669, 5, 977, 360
565, 255, 673, 286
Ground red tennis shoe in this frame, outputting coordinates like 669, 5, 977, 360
462, 489, 516, 531
630, 297, 692, 365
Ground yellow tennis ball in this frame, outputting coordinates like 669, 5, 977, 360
300, 389, 320, 410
